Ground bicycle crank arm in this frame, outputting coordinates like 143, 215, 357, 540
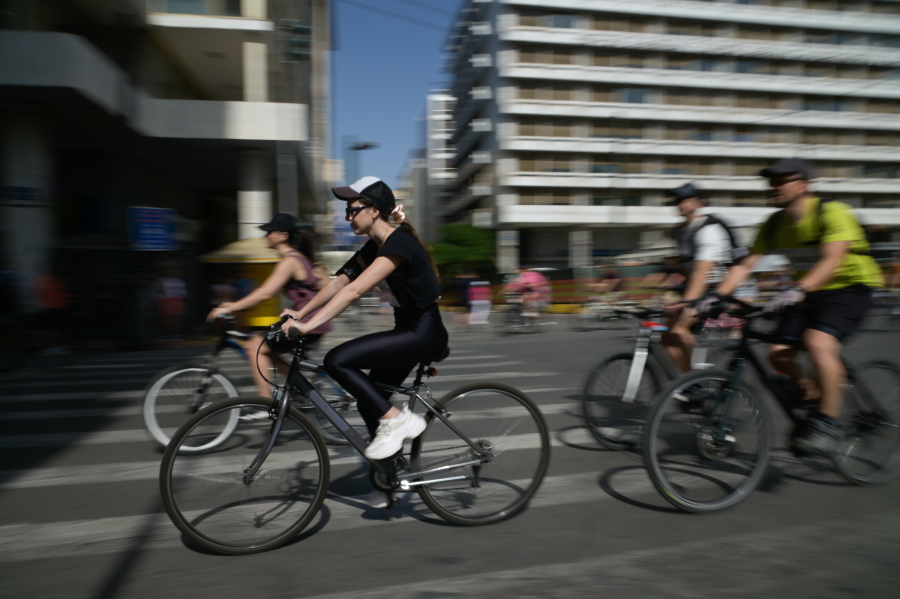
399, 475, 468, 491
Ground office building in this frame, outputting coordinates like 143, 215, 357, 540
444, 0, 900, 271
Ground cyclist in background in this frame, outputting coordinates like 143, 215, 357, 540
708, 159, 884, 456
280, 176, 447, 508
505, 267, 551, 318
208, 214, 330, 397
661, 182, 737, 372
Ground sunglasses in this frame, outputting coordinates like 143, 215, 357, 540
345, 205, 370, 218
769, 176, 806, 188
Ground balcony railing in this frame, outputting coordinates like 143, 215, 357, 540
148, 0, 241, 17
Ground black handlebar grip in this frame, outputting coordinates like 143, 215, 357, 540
279, 314, 291, 325
288, 326, 301, 340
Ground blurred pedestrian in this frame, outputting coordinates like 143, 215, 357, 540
468, 281, 492, 325
156, 270, 187, 338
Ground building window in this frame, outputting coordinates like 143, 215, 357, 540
592, 196, 641, 206
547, 14, 578, 29
619, 88, 651, 103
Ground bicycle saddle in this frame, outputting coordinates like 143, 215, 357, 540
433, 346, 450, 364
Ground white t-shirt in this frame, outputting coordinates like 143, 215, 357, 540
677, 216, 732, 285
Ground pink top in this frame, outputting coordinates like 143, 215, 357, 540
283, 252, 332, 335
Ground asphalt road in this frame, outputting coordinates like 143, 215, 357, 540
1, 313, 899, 599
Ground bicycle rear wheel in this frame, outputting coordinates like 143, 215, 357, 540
833, 362, 900, 485
143, 365, 239, 451
410, 383, 550, 525
582, 351, 660, 450
643, 369, 772, 513
160, 397, 330, 555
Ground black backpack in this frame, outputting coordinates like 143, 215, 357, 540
682, 214, 751, 266
763, 198, 872, 256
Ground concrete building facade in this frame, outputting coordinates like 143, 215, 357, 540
0, 0, 331, 339
443, 0, 900, 272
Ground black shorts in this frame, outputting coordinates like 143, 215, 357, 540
774, 284, 873, 343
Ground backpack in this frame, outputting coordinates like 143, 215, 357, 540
763, 198, 872, 256
682, 214, 750, 265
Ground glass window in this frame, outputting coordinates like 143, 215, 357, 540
548, 14, 578, 29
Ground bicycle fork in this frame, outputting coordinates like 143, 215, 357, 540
622, 328, 653, 404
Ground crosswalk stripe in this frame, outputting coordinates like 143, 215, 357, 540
0, 370, 558, 400
2, 388, 575, 421
0, 403, 580, 449
0, 422, 587, 487
0, 469, 652, 563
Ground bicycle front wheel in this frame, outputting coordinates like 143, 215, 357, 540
160, 397, 330, 555
582, 351, 660, 450
834, 362, 900, 485
410, 383, 550, 525
643, 369, 772, 513
143, 365, 239, 451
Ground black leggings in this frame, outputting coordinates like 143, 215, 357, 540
324, 304, 448, 436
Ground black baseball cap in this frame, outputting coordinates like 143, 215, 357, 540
666, 182, 705, 205
259, 213, 297, 233
331, 176, 396, 215
760, 158, 814, 180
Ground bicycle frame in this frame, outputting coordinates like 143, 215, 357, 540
242, 347, 495, 490
703, 318, 864, 442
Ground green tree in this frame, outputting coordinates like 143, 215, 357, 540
432, 223, 495, 277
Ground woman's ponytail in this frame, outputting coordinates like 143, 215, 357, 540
399, 220, 439, 279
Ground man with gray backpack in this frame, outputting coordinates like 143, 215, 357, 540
661, 182, 747, 373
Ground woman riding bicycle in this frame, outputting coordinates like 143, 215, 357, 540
207, 213, 331, 397
280, 176, 448, 506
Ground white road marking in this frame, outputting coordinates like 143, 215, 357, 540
0, 469, 649, 562
0, 421, 587, 487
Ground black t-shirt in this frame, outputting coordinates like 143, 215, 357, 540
336, 228, 441, 310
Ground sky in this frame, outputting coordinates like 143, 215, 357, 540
330, 0, 466, 189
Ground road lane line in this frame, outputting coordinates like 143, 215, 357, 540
0, 420, 588, 488
0, 469, 651, 562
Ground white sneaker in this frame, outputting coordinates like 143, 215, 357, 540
364, 489, 391, 509
363, 404, 426, 460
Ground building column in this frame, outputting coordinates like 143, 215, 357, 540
569, 230, 592, 268
496, 229, 519, 274
1, 112, 53, 301
238, 150, 272, 240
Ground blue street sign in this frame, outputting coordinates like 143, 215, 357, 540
129, 206, 178, 251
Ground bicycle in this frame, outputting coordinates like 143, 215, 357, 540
159, 317, 551, 555
642, 298, 900, 513
143, 316, 366, 451
568, 297, 638, 331
494, 292, 543, 335
581, 308, 733, 450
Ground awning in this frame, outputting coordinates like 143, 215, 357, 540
199, 237, 280, 263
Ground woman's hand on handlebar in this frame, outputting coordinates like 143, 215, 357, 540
280, 315, 306, 338
279, 308, 300, 320
207, 303, 234, 321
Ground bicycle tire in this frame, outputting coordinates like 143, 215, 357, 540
833, 361, 900, 485
295, 377, 369, 446
643, 369, 773, 513
143, 365, 240, 452
159, 396, 330, 555
410, 383, 550, 526
582, 351, 661, 450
